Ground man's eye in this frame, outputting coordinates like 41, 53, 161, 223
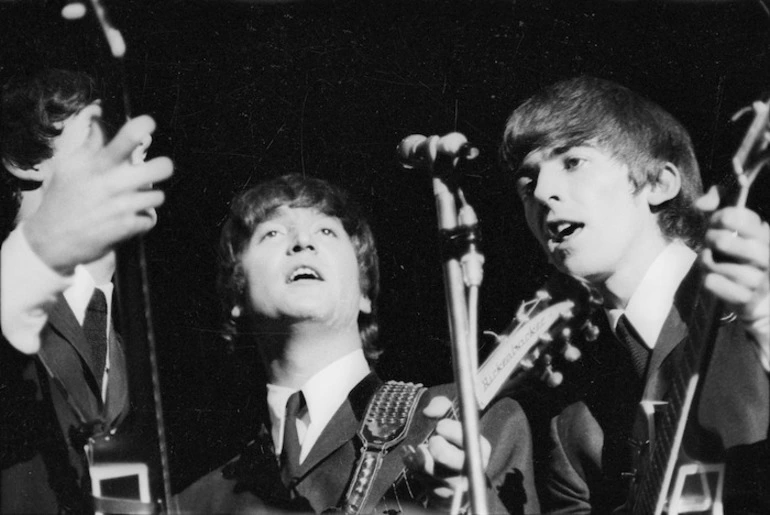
319, 227, 336, 237
516, 177, 535, 199
260, 229, 280, 241
564, 157, 584, 170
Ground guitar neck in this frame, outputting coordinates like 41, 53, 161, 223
630, 102, 766, 512
113, 236, 172, 511
630, 271, 722, 514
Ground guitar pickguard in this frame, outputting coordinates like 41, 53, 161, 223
629, 386, 725, 515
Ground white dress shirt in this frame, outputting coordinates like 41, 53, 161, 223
1, 223, 72, 354
605, 240, 769, 371
606, 241, 697, 348
267, 348, 371, 463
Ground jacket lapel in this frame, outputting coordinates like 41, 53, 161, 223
297, 373, 381, 475
643, 264, 700, 397
39, 295, 103, 418
103, 326, 129, 425
293, 373, 381, 511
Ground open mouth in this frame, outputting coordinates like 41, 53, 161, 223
546, 221, 584, 243
287, 266, 323, 283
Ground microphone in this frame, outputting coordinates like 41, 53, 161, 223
397, 132, 479, 170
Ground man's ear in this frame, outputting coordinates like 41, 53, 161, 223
647, 162, 682, 207
2, 158, 43, 183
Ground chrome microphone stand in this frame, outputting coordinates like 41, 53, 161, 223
399, 133, 488, 514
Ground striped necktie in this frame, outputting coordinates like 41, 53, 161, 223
616, 314, 650, 378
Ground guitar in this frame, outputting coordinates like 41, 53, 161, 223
341, 272, 602, 514
621, 97, 770, 515
62, 2, 173, 514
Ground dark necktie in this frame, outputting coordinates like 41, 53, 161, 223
615, 314, 650, 378
83, 288, 108, 388
280, 390, 305, 487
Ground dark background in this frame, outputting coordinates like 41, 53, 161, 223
1, 0, 769, 492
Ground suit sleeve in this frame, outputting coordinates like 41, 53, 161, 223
480, 396, 542, 515
544, 401, 602, 515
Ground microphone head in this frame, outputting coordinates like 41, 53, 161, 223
397, 134, 428, 169
61, 2, 87, 19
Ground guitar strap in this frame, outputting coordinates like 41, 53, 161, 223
339, 380, 429, 515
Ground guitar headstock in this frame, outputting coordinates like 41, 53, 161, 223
475, 273, 602, 410
730, 97, 770, 207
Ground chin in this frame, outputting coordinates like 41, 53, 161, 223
552, 254, 599, 282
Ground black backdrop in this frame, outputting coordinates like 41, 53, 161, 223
1, 0, 769, 491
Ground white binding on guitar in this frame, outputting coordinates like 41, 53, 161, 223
475, 276, 599, 410
628, 97, 770, 515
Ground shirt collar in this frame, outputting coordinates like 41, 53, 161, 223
63, 265, 114, 327
606, 241, 696, 348
266, 348, 370, 453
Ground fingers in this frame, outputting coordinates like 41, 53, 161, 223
131, 134, 153, 165
702, 250, 765, 299
695, 185, 722, 212
428, 426, 465, 471
100, 156, 174, 200
699, 202, 770, 323
700, 207, 769, 278
707, 206, 769, 241
102, 115, 158, 168
429, 419, 492, 471
95, 196, 162, 247
422, 396, 454, 418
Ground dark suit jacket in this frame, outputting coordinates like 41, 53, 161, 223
542, 266, 770, 514
176, 373, 540, 514
0, 293, 128, 514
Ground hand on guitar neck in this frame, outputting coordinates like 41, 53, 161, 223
696, 185, 770, 364
403, 395, 493, 507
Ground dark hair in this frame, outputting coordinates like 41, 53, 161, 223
1, 69, 99, 173
219, 174, 382, 362
500, 76, 706, 248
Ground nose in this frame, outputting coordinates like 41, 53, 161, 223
532, 164, 561, 205
289, 229, 315, 254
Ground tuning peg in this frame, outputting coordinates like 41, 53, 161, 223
583, 321, 600, 342
541, 365, 563, 387
61, 2, 87, 20
562, 343, 581, 362
483, 330, 502, 345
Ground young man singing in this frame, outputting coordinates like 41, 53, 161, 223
500, 76, 769, 513
177, 173, 540, 514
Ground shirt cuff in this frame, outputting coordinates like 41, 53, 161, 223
1, 223, 74, 354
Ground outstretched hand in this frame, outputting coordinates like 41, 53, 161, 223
696, 186, 769, 345
23, 115, 173, 275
